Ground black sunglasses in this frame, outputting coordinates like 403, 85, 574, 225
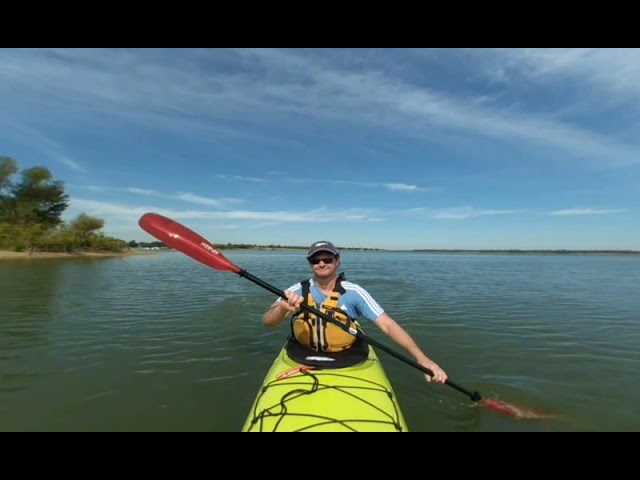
308, 257, 335, 265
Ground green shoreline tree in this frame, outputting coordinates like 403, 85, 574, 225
0, 157, 128, 253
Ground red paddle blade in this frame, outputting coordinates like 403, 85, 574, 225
481, 398, 552, 420
138, 212, 242, 274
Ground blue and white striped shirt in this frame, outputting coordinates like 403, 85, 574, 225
278, 278, 385, 322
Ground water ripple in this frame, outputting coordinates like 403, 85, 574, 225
2, 251, 640, 431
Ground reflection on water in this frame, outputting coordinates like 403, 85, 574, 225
1, 260, 68, 395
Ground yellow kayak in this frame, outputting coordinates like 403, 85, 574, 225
242, 333, 409, 432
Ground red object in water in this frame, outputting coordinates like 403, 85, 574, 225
481, 398, 552, 420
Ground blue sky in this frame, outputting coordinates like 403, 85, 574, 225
1, 48, 639, 250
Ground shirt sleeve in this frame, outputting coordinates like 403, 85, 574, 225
349, 284, 385, 322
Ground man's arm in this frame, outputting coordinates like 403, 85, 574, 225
262, 290, 303, 327
374, 313, 448, 384
263, 300, 292, 327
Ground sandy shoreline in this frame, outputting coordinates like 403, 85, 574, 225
0, 249, 153, 260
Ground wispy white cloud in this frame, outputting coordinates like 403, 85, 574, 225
405, 206, 523, 220
385, 183, 426, 192
173, 192, 243, 208
431, 207, 523, 220
68, 184, 104, 192
335, 180, 430, 192
126, 188, 157, 195
283, 178, 311, 184
65, 199, 384, 224
67, 184, 244, 208
549, 208, 629, 216
475, 48, 640, 101
0, 119, 87, 173
2, 48, 639, 169
235, 49, 640, 166
66, 197, 526, 226
58, 154, 86, 174
284, 178, 431, 192
215, 174, 267, 183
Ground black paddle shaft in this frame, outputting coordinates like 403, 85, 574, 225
238, 269, 483, 403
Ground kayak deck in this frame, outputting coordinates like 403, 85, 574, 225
242, 337, 409, 432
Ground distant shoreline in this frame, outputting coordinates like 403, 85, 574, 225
404, 250, 640, 257
220, 247, 640, 256
5, 247, 636, 260
0, 249, 152, 260
399, 250, 640, 256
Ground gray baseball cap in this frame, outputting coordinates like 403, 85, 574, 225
307, 240, 340, 258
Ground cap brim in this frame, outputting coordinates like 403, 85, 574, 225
307, 248, 339, 257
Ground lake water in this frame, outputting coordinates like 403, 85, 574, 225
1, 250, 639, 432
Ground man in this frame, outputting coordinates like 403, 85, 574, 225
262, 240, 448, 384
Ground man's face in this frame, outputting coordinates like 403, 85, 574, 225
308, 253, 339, 277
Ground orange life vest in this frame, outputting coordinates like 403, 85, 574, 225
291, 275, 357, 353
